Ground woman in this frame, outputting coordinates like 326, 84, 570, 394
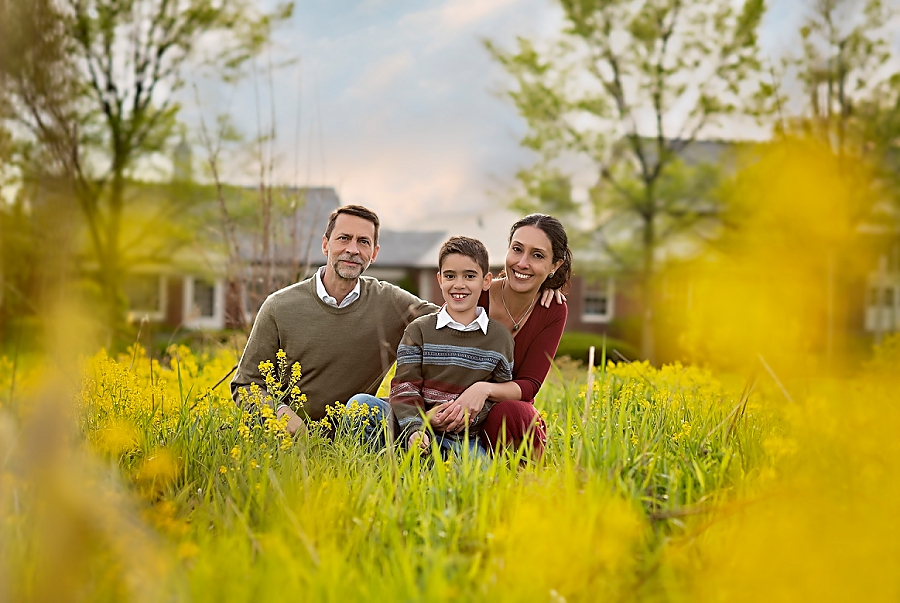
429, 213, 571, 458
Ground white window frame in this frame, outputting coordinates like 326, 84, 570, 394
865, 278, 900, 333
183, 276, 225, 330
581, 276, 615, 323
125, 273, 167, 323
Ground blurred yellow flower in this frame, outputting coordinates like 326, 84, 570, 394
135, 448, 180, 485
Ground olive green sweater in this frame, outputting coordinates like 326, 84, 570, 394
231, 276, 437, 421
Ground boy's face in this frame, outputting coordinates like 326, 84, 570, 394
437, 253, 492, 317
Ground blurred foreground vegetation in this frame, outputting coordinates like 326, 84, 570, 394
0, 335, 897, 602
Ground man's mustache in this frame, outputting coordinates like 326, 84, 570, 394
337, 253, 363, 265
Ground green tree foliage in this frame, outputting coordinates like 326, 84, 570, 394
783, 0, 900, 216
0, 0, 71, 340
488, 0, 769, 363
787, 0, 896, 156
779, 0, 900, 353
0, 0, 292, 338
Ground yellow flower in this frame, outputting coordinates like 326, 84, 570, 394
177, 541, 201, 561
230, 445, 241, 460
219, 465, 227, 474
135, 448, 179, 486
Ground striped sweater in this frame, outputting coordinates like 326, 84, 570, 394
390, 313, 514, 434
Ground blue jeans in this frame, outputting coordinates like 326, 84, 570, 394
345, 394, 486, 457
429, 430, 487, 458
345, 394, 393, 449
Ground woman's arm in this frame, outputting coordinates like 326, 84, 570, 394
430, 380, 523, 433
432, 302, 568, 433
511, 302, 568, 401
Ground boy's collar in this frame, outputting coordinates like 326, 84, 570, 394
436, 305, 489, 334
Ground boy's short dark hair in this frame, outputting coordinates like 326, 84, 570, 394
325, 205, 381, 245
438, 236, 490, 276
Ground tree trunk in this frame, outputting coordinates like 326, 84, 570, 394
641, 208, 657, 365
0, 224, 5, 343
100, 166, 126, 335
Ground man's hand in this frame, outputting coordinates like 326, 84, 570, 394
408, 431, 430, 451
277, 406, 307, 437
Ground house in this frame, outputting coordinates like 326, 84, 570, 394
124, 186, 341, 330
126, 192, 629, 340
861, 203, 900, 340
125, 143, 899, 352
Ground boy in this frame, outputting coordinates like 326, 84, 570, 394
390, 236, 514, 454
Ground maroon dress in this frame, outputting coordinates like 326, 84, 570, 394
478, 289, 568, 456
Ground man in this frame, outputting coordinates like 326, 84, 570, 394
231, 205, 438, 435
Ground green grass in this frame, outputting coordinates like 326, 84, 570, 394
2, 340, 898, 602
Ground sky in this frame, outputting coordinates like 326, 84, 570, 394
183, 0, 812, 228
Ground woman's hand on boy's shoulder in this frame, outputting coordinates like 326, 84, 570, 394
540, 288, 567, 308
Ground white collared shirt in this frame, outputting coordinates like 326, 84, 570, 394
435, 305, 489, 334
315, 266, 361, 308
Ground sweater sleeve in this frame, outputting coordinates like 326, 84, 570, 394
391, 283, 440, 323
389, 323, 427, 433
230, 294, 280, 407
491, 330, 515, 385
513, 302, 568, 401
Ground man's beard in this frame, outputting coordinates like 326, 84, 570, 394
332, 253, 366, 280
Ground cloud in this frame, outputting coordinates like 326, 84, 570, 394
260, 0, 552, 226
347, 50, 415, 97
183, 0, 800, 233
438, 0, 521, 29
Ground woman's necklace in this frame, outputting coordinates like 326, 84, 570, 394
501, 280, 538, 332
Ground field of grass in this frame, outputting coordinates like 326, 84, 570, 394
1, 337, 898, 602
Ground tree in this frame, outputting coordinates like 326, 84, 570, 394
789, 0, 900, 213
0, 0, 74, 341
787, 0, 896, 157
488, 0, 769, 363
782, 0, 900, 352
0, 0, 292, 337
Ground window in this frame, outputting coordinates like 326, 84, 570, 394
582, 277, 614, 322
193, 279, 216, 317
869, 286, 897, 308
183, 276, 223, 329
